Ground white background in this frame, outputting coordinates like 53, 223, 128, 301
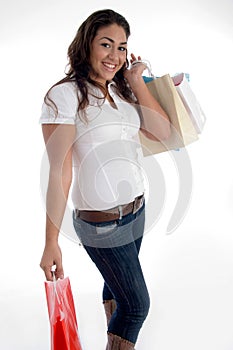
0, 0, 233, 349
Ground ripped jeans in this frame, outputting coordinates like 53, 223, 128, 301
72, 202, 150, 344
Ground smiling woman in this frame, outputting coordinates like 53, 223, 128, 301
90, 25, 128, 84
39, 8, 169, 350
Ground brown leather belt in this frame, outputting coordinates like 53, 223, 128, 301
75, 194, 144, 223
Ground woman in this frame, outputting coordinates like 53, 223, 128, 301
40, 9, 170, 349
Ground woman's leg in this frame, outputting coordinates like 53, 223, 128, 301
84, 236, 150, 344
73, 203, 149, 344
102, 235, 143, 326
102, 233, 143, 300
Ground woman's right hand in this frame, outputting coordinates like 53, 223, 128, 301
40, 241, 64, 281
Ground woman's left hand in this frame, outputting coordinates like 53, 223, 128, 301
124, 53, 147, 91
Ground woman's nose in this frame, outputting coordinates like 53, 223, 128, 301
108, 48, 118, 60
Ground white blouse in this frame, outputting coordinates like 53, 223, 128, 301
40, 81, 145, 210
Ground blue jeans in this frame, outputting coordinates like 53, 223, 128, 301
72, 203, 150, 344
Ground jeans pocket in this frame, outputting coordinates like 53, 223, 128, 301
96, 222, 118, 235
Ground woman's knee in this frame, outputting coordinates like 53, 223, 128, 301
137, 293, 150, 320
121, 291, 150, 322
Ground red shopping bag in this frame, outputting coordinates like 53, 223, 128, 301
44, 276, 82, 350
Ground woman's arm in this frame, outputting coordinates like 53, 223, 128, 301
40, 124, 76, 281
124, 54, 171, 141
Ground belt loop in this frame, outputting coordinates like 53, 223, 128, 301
118, 205, 123, 220
75, 209, 79, 220
133, 198, 137, 214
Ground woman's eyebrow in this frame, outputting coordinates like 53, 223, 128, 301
100, 36, 127, 45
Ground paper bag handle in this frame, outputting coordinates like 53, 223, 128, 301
131, 59, 154, 78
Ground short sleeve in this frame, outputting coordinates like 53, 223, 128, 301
39, 82, 78, 124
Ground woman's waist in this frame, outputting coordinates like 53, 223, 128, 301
74, 194, 145, 223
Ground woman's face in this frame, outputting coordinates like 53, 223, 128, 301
89, 23, 127, 85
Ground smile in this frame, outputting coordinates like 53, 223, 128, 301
103, 62, 117, 70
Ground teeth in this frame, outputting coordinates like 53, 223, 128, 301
103, 63, 116, 69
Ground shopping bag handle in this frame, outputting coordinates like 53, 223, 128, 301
132, 60, 191, 85
52, 271, 62, 305
131, 59, 155, 78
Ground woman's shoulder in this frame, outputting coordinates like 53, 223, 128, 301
48, 80, 78, 98
40, 80, 79, 123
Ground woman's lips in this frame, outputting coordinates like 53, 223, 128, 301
102, 62, 117, 71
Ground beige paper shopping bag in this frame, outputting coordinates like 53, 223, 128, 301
139, 74, 199, 156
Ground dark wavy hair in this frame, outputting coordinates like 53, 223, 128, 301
45, 9, 135, 119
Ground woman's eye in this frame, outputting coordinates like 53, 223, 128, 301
101, 43, 110, 48
119, 47, 126, 52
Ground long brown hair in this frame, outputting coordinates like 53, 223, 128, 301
44, 9, 135, 120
